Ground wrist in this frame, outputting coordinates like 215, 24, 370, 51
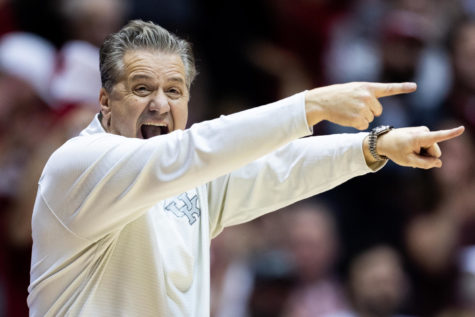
376, 132, 391, 158
363, 135, 378, 165
369, 125, 393, 161
304, 89, 326, 126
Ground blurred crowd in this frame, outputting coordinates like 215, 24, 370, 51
0, 0, 474, 316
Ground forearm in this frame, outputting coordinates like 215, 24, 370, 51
208, 133, 384, 237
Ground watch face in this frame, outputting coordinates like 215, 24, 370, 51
374, 125, 392, 135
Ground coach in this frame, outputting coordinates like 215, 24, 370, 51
28, 20, 463, 316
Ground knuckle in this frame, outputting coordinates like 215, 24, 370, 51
360, 121, 369, 130
359, 82, 370, 90
357, 101, 367, 110
354, 122, 363, 130
359, 92, 372, 102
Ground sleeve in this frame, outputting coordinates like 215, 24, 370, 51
38, 92, 311, 241
207, 132, 386, 238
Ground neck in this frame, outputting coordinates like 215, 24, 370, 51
98, 112, 108, 132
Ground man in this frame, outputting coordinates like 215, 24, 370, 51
28, 20, 463, 316
283, 202, 346, 317
328, 245, 410, 317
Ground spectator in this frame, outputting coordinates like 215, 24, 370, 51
210, 223, 257, 317
0, 32, 56, 199
50, 0, 128, 109
444, 18, 475, 138
330, 245, 410, 317
326, 5, 450, 130
282, 201, 348, 317
0, 31, 56, 317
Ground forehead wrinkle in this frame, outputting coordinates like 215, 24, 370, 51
124, 50, 184, 69
124, 53, 186, 86
128, 72, 186, 88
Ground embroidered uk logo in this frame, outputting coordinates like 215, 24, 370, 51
164, 192, 201, 225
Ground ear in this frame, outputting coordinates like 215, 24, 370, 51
99, 87, 112, 128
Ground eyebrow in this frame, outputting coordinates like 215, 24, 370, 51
130, 74, 153, 81
168, 77, 185, 85
129, 74, 185, 85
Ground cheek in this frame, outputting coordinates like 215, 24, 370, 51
171, 102, 188, 130
111, 99, 143, 136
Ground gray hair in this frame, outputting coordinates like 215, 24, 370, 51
99, 19, 197, 92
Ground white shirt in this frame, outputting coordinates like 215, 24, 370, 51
28, 92, 382, 316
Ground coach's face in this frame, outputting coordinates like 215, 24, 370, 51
100, 49, 189, 138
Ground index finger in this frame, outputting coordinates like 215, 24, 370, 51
419, 126, 465, 147
368, 82, 417, 98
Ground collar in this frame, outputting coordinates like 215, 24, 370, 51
79, 113, 106, 136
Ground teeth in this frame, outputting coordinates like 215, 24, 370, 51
142, 123, 167, 127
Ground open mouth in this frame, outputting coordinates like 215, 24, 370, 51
140, 123, 169, 139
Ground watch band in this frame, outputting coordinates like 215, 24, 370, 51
369, 125, 393, 161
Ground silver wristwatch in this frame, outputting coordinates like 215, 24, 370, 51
369, 125, 393, 161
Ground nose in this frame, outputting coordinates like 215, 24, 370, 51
149, 90, 170, 114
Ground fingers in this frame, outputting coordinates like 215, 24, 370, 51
369, 98, 383, 117
407, 153, 442, 169
384, 125, 463, 170
354, 118, 370, 130
418, 126, 465, 147
422, 143, 441, 158
368, 82, 417, 98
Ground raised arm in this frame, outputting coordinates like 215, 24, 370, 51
208, 83, 465, 236
39, 92, 312, 240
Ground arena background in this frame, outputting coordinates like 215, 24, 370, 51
0, 0, 474, 316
